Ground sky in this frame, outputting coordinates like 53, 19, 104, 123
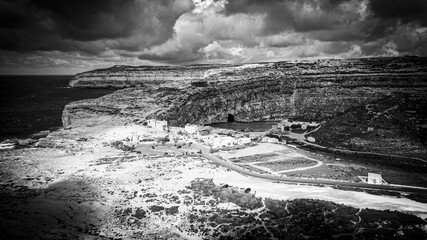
0, 0, 426, 75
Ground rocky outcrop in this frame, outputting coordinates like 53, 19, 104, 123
62, 87, 166, 127
63, 56, 427, 128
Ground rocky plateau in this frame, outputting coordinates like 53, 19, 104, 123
65, 56, 427, 158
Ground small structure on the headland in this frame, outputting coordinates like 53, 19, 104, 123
147, 119, 168, 131
358, 173, 388, 185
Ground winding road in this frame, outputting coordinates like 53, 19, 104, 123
195, 144, 427, 194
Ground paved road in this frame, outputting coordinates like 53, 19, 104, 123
200, 151, 427, 194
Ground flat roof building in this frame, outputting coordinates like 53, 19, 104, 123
358, 173, 388, 185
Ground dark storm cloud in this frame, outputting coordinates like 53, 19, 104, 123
0, 0, 29, 29
33, 0, 139, 41
137, 0, 427, 64
369, 0, 427, 26
0, 0, 194, 53
1, 0, 427, 74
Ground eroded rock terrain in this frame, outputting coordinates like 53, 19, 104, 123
67, 57, 427, 126
1, 56, 427, 239
65, 56, 427, 157
1, 124, 426, 239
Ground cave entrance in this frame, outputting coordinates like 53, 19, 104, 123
227, 114, 235, 122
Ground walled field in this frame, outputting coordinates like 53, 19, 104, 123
255, 157, 318, 172
229, 153, 282, 163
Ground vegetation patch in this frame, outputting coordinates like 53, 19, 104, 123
230, 153, 281, 163
181, 178, 427, 239
255, 157, 317, 172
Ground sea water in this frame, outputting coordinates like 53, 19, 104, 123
0, 75, 115, 140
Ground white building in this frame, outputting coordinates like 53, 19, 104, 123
237, 137, 251, 145
261, 137, 279, 143
277, 123, 285, 132
147, 119, 168, 130
200, 134, 250, 149
212, 136, 236, 148
185, 124, 199, 135
358, 173, 388, 185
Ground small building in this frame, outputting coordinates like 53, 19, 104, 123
237, 137, 251, 145
358, 173, 388, 185
277, 123, 285, 132
147, 119, 168, 130
185, 124, 199, 135
212, 136, 236, 148
307, 136, 316, 143
261, 137, 279, 143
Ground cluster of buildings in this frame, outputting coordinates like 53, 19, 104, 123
183, 123, 253, 149
199, 135, 252, 149
145, 120, 282, 150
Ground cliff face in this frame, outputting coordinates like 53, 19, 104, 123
63, 57, 427, 128
69, 64, 233, 89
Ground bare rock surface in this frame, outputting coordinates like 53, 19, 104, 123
1, 122, 427, 239
63, 57, 427, 159
65, 57, 427, 126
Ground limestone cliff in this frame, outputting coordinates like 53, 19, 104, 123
69, 64, 233, 89
63, 57, 427, 127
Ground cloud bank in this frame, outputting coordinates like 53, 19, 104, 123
0, 0, 426, 73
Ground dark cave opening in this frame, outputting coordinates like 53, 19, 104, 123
227, 114, 235, 122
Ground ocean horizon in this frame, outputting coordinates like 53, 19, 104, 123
0, 75, 114, 140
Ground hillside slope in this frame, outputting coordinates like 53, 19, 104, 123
308, 93, 427, 158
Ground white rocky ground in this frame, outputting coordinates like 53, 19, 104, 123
1, 122, 426, 239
